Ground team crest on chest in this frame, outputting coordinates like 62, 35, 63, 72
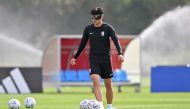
101, 31, 104, 36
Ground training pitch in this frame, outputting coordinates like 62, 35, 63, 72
0, 86, 190, 109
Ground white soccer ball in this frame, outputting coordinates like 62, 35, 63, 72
8, 99, 21, 109
24, 97, 36, 108
88, 99, 100, 109
80, 99, 90, 109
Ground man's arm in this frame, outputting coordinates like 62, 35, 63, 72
71, 28, 89, 65
109, 26, 122, 55
74, 28, 89, 59
109, 26, 124, 62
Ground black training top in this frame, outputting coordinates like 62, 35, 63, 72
74, 23, 122, 63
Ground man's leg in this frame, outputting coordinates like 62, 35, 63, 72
91, 74, 104, 108
104, 78, 113, 109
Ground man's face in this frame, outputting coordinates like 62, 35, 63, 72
92, 14, 103, 24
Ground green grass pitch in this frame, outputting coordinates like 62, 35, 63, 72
1, 86, 190, 109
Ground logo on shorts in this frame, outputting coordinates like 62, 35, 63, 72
110, 73, 113, 76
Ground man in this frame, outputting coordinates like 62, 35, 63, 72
70, 7, 124, 109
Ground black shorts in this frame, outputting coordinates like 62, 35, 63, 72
90, 62, 113, 79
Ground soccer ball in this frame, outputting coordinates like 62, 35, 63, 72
8, 99, 20, 109
88, 99, 100, 109
80, 99, 100, 109
80, 99, 90, 109
24, 97, 36, 108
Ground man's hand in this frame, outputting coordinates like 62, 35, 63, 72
70, 58, 76, 65
118, 55, 124, 62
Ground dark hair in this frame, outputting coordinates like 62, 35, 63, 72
91, 7, 104, 15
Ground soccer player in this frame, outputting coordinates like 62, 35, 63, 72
70, 7, 124, 109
